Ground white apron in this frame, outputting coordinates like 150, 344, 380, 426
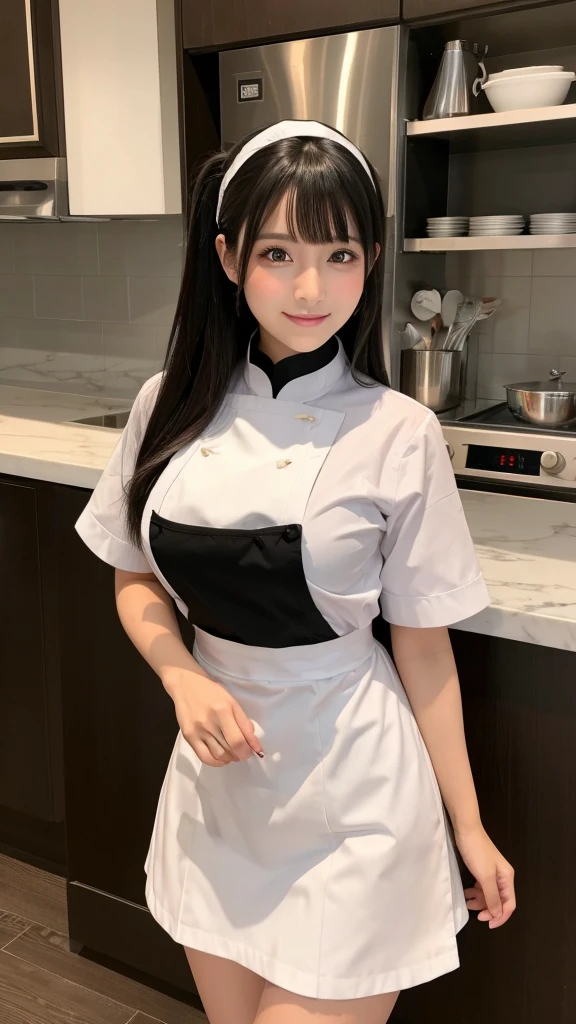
75, 338, 491, 999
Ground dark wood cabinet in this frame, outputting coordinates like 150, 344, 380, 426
402, 0, 565, 22
0, 0, 64, 158
54, 483, 199, 994
4, 466, 576, 1016
0, 475, 65, 870
182, 0, 400, 51
392, 628, 576, 1024
55, 486, 179, 906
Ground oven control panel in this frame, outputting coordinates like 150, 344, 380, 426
442, 425, 576, 489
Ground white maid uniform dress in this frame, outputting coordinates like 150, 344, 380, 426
75, 333, 491, 1000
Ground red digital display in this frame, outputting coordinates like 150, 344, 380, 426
467, 445, 542, 475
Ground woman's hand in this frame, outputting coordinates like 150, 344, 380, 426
454, 823, 516, 929
163, 668, 264, 768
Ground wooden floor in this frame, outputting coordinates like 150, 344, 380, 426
0, 853, 207, 1023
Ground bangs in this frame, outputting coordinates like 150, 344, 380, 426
282, 182, 354, 245
230, 138, 379, 286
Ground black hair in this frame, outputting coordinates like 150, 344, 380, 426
125, 125, 388, 544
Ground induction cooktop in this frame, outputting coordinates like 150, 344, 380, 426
456, 401, 576, 437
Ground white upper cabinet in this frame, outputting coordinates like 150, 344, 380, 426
58, 0, 182, 216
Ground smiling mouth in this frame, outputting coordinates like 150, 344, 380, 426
283, 313, 330, 326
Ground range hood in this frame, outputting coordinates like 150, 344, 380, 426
0, 158, 70, 220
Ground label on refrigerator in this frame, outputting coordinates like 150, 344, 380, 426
238, 78, 263, 102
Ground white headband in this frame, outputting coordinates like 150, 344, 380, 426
216, 119, 376, 224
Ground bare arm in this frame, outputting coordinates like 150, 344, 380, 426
390, 622, 515, 928
115, 568, 263, 765
115, 568, 208, 685
390, 623, 480, 835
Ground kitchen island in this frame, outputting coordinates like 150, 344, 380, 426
1, 385, 575, 1023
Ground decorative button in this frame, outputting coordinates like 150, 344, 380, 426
283, 525, 300, 542
294, 414, 316, 422
276, 458, 292, 469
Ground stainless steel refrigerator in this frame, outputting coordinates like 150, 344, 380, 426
219, 25, 410, 387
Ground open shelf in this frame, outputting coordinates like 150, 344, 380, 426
404, 234, 576, 253
406, 103, 576, 152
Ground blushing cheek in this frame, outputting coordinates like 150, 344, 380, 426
330, 269, 364, 317
245, 266, 287, 312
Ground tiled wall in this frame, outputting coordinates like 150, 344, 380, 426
0, 217, 184, 399
446, 249, 576, 403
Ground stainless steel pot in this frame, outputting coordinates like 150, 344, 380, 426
401, 348, 467, 413
504, 368, 576, 426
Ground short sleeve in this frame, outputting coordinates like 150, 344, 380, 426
379, 409, 490, 628
75, 373, 163, 572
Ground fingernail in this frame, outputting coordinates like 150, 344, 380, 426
256, 751, 265, 758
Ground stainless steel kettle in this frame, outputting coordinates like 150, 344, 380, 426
423, 40, 487, 120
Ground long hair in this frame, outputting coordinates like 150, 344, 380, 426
125, 128, 388, 545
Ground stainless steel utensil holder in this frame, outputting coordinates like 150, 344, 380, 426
400, 349, 467, 413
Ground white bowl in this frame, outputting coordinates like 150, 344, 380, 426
489, 66, 563, 80
482, 71, 575, 112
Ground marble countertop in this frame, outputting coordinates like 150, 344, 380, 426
1, 385, 575, 652
0, 384, 129, 488
455, 489, 576, 652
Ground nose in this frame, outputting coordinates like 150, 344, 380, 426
293, 266, 325, 307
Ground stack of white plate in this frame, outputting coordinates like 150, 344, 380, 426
427, 217, 469, 237
529, 213, 576, 234
468, 215, 525, 236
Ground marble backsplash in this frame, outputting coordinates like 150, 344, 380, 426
0, 217, 184, 400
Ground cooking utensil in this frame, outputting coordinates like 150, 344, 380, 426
402, 314, 445, 350
504, 368, 576, 426
410, 288, 442, 321
400, 323, 427, 350
423, 40, 487, 120
441, 289, 464, 327
445, 298, 484, 350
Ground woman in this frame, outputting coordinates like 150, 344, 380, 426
76, 120, 516, 1024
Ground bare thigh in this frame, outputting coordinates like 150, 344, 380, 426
255, 983, 400, 1023
184, 947, 265, 1024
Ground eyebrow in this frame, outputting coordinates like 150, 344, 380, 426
255, 231, 362, 244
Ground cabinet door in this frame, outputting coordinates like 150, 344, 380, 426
402, 0, 558, 20
183, 0, 400, 50
55, 484, 187, 906
0, 0, 62, 157
0, 478, 52, 820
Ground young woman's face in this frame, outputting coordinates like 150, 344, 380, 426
217, 193, 375, 356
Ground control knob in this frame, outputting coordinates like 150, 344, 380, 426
540, 450, 565, 475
